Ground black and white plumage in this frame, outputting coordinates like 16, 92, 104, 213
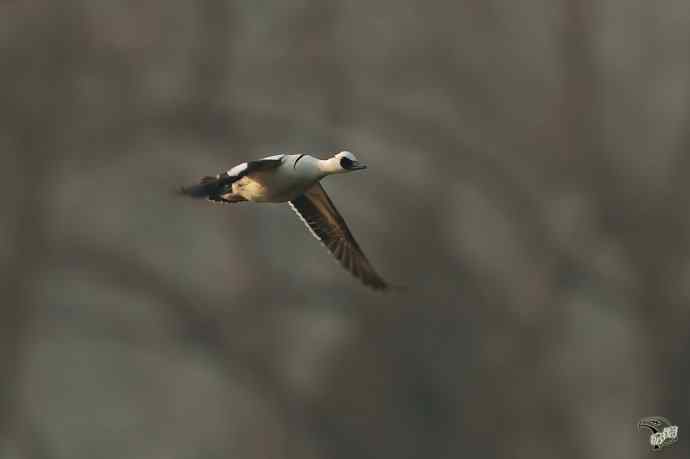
179, 151, 388, 290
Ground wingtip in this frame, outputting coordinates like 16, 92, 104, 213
177, 176, 222, 199
372, 280, 408, 293
173, 185, 192, 198
362, 276, 392, 292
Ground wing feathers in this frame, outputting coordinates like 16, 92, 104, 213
289, 183, 387, 290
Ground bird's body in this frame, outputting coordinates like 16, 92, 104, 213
179, 151, 388, 290
229, 154, 321, 202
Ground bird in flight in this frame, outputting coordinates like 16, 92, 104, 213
179, 151, 388, 290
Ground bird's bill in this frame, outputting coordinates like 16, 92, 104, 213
347, 161, 367, 170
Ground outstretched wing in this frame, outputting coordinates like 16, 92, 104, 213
179, 155, 284, 200
289, 183, 388, 290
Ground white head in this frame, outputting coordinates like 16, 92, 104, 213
320, 150, 367, 175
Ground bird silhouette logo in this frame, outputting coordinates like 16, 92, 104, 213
638, 416, 678, 451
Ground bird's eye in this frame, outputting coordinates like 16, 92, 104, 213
340, 157, 353, 169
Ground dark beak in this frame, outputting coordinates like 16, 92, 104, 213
349, 161, 367, 171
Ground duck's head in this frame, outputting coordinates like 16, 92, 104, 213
318, 151, 367, 175
333, 151, 367, 173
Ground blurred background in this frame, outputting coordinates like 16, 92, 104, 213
1, 1, 689, 458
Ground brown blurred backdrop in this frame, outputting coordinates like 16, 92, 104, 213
1, 1, 689, 458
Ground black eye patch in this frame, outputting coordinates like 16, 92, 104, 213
340, 157, 354, 169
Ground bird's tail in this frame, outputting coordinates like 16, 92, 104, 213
178, 175, 228, 199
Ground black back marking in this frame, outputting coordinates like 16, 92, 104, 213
293, 154, 306, 169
